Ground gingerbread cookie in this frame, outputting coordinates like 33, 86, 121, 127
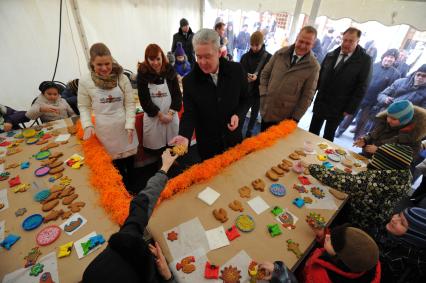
68, 201, 85, 212
228, 200, 244, 212
42, 191, 60, 204
238, 186, 251, 198
36, 139, 48, 145
49, 152, 63, 159
342, 159, 353, 168
61, 211, 73, 220
64, 217, 83, 232
304, 168, 310, 175
62, 194, 78, 205
59, 186, 75, 198
271, 166, 285, 176
278, 163, 290, 172
49, 160, 63, 169
5, 163, 20, 170
41, 158, 56, 166
67, 126, 77, 135
49, 165, 64, 175
213, 208, 228, 223
303, 197, 313, 204
43, 209, 64, 223
220, 265, 241, 283
266, 170, 279, 181
167, 231, 178, 241
329, 188, 346, 200
171, 144, 187, 156
50, 185, 64, 194
287, 239, 303, 258
288, 152, 301, 160
176, 256, 196, 274
251, 178, 265, 192
41, 142, 59, 151
42, 199, 59, 212
282, 159, 293, 167
295, 150, 307, 157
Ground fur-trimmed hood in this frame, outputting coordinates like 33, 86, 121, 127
377, 106, 426, 141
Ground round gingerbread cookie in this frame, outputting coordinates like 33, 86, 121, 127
22, 214, 43, 231
327, 153, 341, 162
36, 225, 61, 246
35, 166, 50, 177
35, 151, 51, 160
269, 183, 286, 197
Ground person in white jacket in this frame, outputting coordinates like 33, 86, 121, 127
78, 42, 139, 192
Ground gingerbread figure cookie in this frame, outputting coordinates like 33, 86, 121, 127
329, 188, 346, 200
295, 150, 307, 157
67, 126, 77, 135
277, 163, 290, 172
41, 142, 59, 151
282, 159, 293, 167
220, 265, 241, 283
228, 200, 244, 212
62, 194, 78, 205
238, 186, 251, 198
266, 170, 279, 181
68, 201, 85, 212
288, 152, 301, 160
43, 209, 64, 223
271, 166, 285, 176
49, 165, 64, 175
49, 152, 63, 159
48, 160, 63, 169
287, 239, 303, 258
213, 208, 228, 223
61, 211, 73, 220
59, 186, 75, 198
167, 231, 178, 241
251, 178, 265, 192
42, 199, 59, 212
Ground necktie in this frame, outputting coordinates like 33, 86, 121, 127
334, 54, 348, 72
290, 55, 298, 67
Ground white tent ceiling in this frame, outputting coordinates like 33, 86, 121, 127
208, 0, 426, 31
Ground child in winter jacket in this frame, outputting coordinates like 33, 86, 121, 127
26, 81, 76, 123
174, 42, 191, 77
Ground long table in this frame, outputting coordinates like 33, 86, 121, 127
0, 119, 118, 282
147, 128, 353, 278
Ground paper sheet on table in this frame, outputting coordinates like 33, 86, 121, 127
50, 119, 67, 130
220, 250, 256, 283
247, 196, 270, 215
59, 213, 87, 235
163, 217, 210, 260
302, 185, 338, 210
276, 208, 299, 229
198, 187, 221, 206
0, 189, 9, 212
0, 220, 5, 242
2, 252, 59, 283
74, 231, 104, 259
169, 248, 211, 283
54, 134, 71, 143
0, 164, 4, 173
205, 226, 230, 251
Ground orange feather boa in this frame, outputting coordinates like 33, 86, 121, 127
77, 119, 297, 225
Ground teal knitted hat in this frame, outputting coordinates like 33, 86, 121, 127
387, 100, 414, 126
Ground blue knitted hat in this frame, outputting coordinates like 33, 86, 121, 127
387, 100, 414, 126
402, 207, 426, 248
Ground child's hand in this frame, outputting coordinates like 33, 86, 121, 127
3, 122, 12, 132
365, 144, 378, 154
40, 105, 59, 114
258, 262, 274, 280
353, 138, 365, 147
160, 149, 178, 173
149, 242, 173, 280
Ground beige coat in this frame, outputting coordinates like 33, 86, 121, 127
259, 45, 320, 122
26, 94, 76, 122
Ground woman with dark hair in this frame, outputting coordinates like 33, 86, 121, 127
26, 81, 76, 122
78, 42, 138, 191
137, 44, 182, 155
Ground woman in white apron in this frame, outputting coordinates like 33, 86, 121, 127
137, 44, 182, 155
78, 43, 139, 191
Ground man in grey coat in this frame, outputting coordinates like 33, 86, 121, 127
259, 26, 320, 131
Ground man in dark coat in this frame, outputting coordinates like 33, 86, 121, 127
240, 31, 272, 137
83, 150, 178, 283
235, 24, 250, 62
171, 18, 195, 66
309, 27, 372, 141
336, 49, 401, 139
170, 29, 250, 161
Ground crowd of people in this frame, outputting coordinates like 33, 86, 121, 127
1, 17, 426, 283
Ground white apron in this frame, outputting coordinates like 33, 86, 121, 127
143, 81, 179, 150
93, 86, 139, 159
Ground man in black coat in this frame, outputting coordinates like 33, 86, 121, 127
309, 27, 372, 142
170, 29, 250, 161
171, 18, 195, 66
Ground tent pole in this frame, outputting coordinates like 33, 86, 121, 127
308, 0, 321, 26
200, 0, 205, 28
288, 0, 304, 43
70, 0, 90, 63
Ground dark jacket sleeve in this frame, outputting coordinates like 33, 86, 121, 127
120, 172, 168, 235
234, 64, 251, 120
345, 55, 373, 114
137, 72, 160, 117
171, 34, 177, 52
168, 75, 183, 112
179, 77, 197, 141
271, 261, 298, 283
309, 164, 355, 194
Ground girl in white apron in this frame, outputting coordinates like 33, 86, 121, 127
78, 43, 139, 191
137, 44, 182, 155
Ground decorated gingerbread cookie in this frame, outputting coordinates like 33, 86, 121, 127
228, 200, 244, 212
238, 186, 251, 198
213, 208, 228, 223
251, 178, 265, 191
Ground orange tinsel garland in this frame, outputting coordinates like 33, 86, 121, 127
77, 119, 296, 224
76, 122, 132, 225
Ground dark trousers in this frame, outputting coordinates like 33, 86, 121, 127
261, 120, 279, 132
353, 106, 373, 140
246, 96, 260, 136
335, 114, 355, 137
309, 113, 342, 142
113, 155, 135, 193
